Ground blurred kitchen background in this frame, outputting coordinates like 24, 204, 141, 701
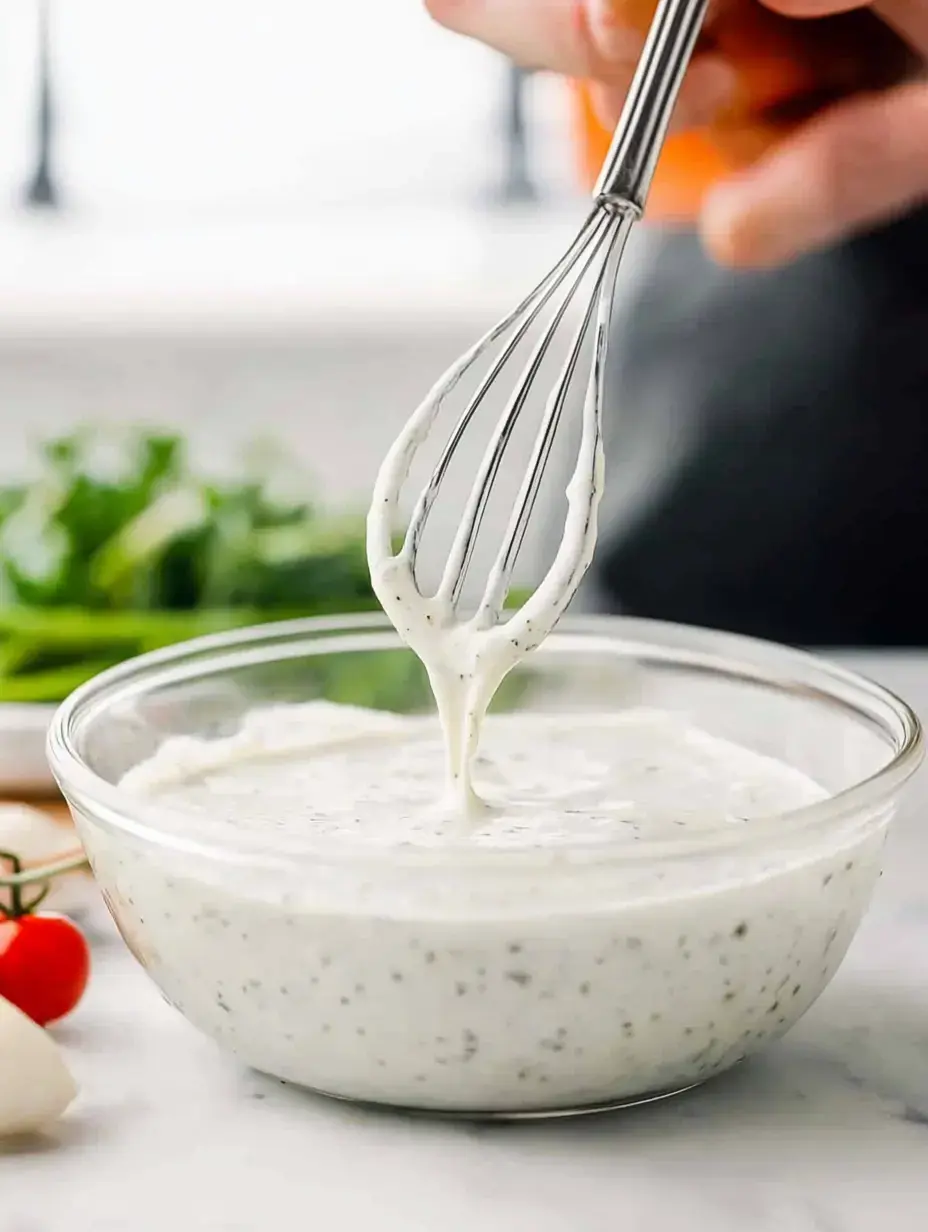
0, 0, 642, 510
0, 2, 916, 764
0, 0, 670, 733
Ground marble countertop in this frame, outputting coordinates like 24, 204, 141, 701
3, 652, 928, 1231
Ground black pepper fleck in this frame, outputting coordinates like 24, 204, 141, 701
505, 970, 532, 987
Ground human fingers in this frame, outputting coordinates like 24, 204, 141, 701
425, 0, 735, 129
424, 0, 637, 77
763, 0, 928, 54
700, 78, 928, 265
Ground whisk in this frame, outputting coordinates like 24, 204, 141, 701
370, 0, 708, 644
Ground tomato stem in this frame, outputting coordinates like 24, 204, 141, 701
0, 849, 53, 918
23, 883, 51, 914
0, 850, 89, 889
0, 849, 25, 916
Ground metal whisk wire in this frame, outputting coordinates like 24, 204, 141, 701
476, 214, 631, 627
406, 208, 619, 602
390, 0, 708, 622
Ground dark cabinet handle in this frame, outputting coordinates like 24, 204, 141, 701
493, 61, 538, 206
24, 0, 59, 210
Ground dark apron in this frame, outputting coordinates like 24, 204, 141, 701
585, 207, 928, 647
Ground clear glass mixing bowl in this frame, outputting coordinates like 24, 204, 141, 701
47, 614, 923, 1119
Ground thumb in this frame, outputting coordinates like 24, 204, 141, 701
424, 0, 632, 77
426, 0, 735, 131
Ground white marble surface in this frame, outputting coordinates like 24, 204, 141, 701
3, 652, 928, 1231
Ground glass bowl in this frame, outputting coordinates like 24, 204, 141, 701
47, 614, 922, 1119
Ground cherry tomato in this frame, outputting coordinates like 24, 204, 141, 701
0, 911, 90, 1026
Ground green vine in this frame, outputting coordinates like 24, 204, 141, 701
0, 849, 89, 916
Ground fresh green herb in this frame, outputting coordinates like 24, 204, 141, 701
0, 428, 530, 707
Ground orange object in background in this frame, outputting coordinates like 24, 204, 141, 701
570, 2, 916, 223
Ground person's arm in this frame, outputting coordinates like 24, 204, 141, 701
426, 0, 927, 267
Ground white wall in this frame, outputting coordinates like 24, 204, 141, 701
0, 0, 577, 217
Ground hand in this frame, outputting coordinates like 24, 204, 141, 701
425, 1, 738, 148
426, 0, 927, 267
702, 0, 927, 265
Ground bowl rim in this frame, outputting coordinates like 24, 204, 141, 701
46, 612, 924, 871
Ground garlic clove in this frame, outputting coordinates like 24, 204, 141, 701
0, 994, 78, 1136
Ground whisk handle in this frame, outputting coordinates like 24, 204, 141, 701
593, 0, 709, 214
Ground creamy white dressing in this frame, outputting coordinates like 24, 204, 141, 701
109, 701, 883, 1112
96, 341, 888, 1115
122, 704, 828, 851
366, 354, 604, 817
